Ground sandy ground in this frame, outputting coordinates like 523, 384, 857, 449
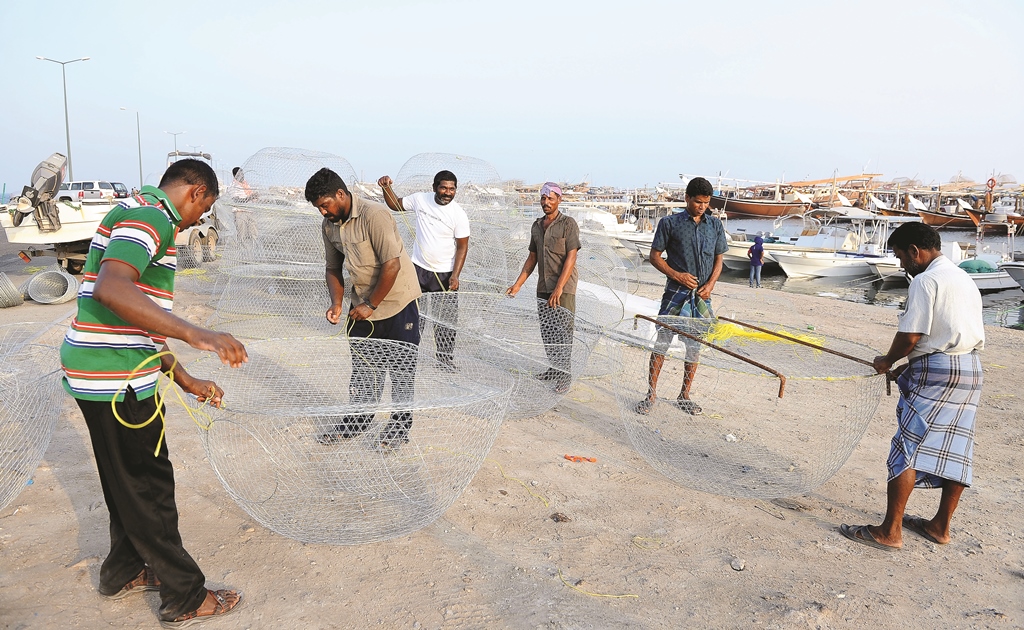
1, 229, 1023, 630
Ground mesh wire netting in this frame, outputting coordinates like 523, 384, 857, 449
26, 265, 78, 304
189, 337, 513, 545
393, 153, 501, 195
418, 282, 601, 420
0, 273, 23, 308
0, 322, 67, 511
607, 316, 885, 499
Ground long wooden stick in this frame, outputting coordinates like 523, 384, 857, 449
716, 316, 891, 396
635, 314, 787, 398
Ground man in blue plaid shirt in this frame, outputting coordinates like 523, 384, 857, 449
636, 177, 727, 415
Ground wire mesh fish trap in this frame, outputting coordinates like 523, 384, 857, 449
607, 316, 885, 499
189, 337, 514, 545
393, 153, 501, 196
26, 265, 78, 304
418, 284, 601, 420
0, 322, 67, 511
0, 273, 24, 308
208, 271, 336, 340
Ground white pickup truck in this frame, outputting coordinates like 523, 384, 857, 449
56, 180, 117, 203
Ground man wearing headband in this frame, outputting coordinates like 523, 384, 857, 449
507, 182, 581, 394
636, 176, 727, 416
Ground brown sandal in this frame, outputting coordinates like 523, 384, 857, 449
160, 589, 242, 628
101, 566, 160, 600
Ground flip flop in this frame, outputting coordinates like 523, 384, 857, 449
674, 399, 703, 415
839, 524, 899, 552
903, 516, 947, 545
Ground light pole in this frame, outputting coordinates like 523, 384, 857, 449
165, 131, 185, 156
36, 56, 90, 181
120, 107, 143, 189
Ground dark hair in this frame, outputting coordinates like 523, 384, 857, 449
232, 166, 242, 178
888, 221, 941, 252
433, 170, 458, 189
304, 168, 350, 203
685, 177, 714, 198
159, 159, 219, 197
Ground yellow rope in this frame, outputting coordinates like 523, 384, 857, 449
704, 321, 825, 347
557, 569, 638, 599
110, 351, 217, 457
487, 458, 550, 507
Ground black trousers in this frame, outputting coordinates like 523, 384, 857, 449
345, 300, 420, 437
76, 388, 206, 621
414, 264, 458, 362
536, 292, 576, 376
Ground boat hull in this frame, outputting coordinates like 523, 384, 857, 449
965, 271, 1020, 293
711, 195, 809, 219
998, 262, 1024, 291
916, 209, 975, 229
773, 251, 885, 278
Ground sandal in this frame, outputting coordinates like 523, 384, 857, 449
634, 398, 655, 415
674, 399, 703, 415
554, 378, 571, 394
160, 589, 242, 628
101, 566, 160, 600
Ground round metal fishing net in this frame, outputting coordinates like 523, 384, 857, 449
0, 272, 23, 308
608, 316, 885, 499
417, 281, 601, 420
393, 153, 501, 195
26, 265, 79, 304
189, 337, 514, 545
0, 322, 67, 512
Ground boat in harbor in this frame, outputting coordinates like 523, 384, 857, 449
916, 207, 976, 229
711, 195, 809, 219
722, 216, 859, 271
771, 216, 915, 278
999, 261, 1024, 291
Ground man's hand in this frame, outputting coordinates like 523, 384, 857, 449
377, 175, 394, 188
181, 376, 225, 408
872, 354, 893, 375
506, 282, 522, 297
349, 303, 374, 321
449, 275, 460, 291
696, 282, 713, 300
187, 329, 248, 368
675, 271, 699, 289
547, 287, 563, 308
326, 304, 344, 325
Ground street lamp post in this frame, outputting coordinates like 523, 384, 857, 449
120, 107, 143, 189
165, 131, 185, 156
36, 56, 90, 181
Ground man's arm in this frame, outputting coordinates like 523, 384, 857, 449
349, 257, 400, 321
93, 260, 246, 367
377, 176, 405, 212
506, 251, 537, 297
696, 253, 724, 300
547, 248, 578, 308
325, 266, 346, 324
159, 345, 225, 407
450, 236, 469, 290
873, 332, 923, 374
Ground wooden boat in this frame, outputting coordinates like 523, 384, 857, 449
710, 195, 809, 219
916, 208, 975, 229
964, 207, 1024, 228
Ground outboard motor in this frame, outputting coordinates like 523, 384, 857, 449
12, 153, 67, 232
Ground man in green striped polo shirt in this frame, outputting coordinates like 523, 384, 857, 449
60, 159, 248, 627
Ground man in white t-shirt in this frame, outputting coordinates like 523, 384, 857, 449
377, 170, 470, 370
841, 222, 984, 552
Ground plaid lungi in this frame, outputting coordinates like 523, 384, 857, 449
887, 351, 982, 488
655, 281, 713, 362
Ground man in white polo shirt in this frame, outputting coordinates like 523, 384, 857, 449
377, 170, 470, 370
842, 222, 984, 551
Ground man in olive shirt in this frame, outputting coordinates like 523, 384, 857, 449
506, 182, 581, 394
304, 168, 422, 449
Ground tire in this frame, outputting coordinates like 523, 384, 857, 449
179, 231, 202, 269
201, 228, 218, 262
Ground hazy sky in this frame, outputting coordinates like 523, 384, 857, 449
1, 0, 1021, 190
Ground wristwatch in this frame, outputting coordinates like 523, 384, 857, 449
363, 301, 377, 310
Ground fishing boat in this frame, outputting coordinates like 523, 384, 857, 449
999, 261, 1024, 291
722, 216, 859, 271
711, 195, 809, 219
772, 216, 915, 278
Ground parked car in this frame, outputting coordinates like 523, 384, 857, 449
56, 180, 117, 203
111, 182, 129, 198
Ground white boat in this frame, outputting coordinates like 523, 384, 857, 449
999, 261, 1024, 291
773, 250, 895, 278
723, 221, 859, 271
866, 258, 906, 282
965, 270, 1019, 292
